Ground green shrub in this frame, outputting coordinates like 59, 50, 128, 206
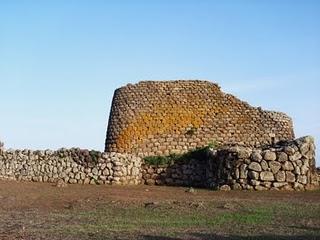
143, 142, 217, 166
89, 150, 101, 163
143, 155, 174, 165
185, 127, 197, 136
207, 139, 219, 149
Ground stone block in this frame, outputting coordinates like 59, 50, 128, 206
285, 171, 295, 182
275, 171, 286, 182
261, 160, 268, 171
260, 171, 274, 181
248, 171, 259, 180
269, 161, 281, 174
297, 175, 307, 184
282, 161, 294, 171
248, 162, 262, 172
251, 150, 262, 162
263, 150, 276, 161
277, 152, 288, 162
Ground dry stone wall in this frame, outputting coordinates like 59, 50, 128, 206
105, 80, 294, 157
0, 80, 317, 191
0, 141, 4, 153
0, 148, 142, 185
142, 158, 207, 187
142, 136, 319, 191
210, 136, 318, 191
0, 136, 318, 190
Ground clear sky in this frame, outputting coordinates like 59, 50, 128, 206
0, 1, 319, 165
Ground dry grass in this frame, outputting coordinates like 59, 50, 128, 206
0, 181, 319, 240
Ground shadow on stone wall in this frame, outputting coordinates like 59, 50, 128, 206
142, 136, 319, 191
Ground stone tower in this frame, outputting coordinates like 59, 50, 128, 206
105, 80, 294, 156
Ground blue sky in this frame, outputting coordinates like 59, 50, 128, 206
0, 1, 319, 165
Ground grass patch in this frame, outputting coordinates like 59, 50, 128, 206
143, 143, 217, 165
215, 208, 273, 225
49, 203, 275, 237
3, 197, 320, 240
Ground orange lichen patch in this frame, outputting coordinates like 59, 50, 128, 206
105, 80, 295, 155
234, 114, 253, 125
116, 103, 209, 151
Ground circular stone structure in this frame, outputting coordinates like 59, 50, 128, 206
105, 80, 294, 156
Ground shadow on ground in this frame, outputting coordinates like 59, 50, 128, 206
141, 233, 320, 240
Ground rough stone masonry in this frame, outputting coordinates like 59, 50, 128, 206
105, 80, 294, 156
142, 136, 319, 191
0, 80, 318, 190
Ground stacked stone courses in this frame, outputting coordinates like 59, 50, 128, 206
142, 136, 319, 191
0, 80, 318, 191
0, 148, 142, 185
105, 80, 294, 156
0, 136, 318, 190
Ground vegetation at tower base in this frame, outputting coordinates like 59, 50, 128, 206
105, 80, 294, 156
0, 136, 318, 190
143, 143, 214, 166
142, 136, 319, 191
0, 80, 318, 190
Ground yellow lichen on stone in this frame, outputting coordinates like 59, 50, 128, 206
116, 103, 208, 151
105, 80, 294, 156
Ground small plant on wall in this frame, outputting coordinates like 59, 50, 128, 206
143, 141, 219, 166
185, 127, 197, 136
207, 139, 219, 149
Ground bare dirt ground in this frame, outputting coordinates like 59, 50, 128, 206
0, 180, 319, 240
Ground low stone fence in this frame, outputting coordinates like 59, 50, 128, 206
0, 141, 4, 153
142, 158, 207, 187
0, 136, 318, 190
211, 136, 318, 191
0, 148, 142, 185
142, 136, 319, 191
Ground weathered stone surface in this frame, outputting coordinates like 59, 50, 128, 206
232, 183, 242, 190
248, 162, 262, 172
69, 179, 77, 184
261, 160, 268, 171
145, 179, 155, 185
261, 181, 272, 188
277, 152, 288, 162
0, 149, 142, 186
299, 143, 310, 155
0, 136, 318, 192
282, 161, 294, 171
141, 138, 316, 191
289, 152, 302, 161
248, 171, 260, 180
275, 171, 286, 182
284, 146, 295, 156
250, 180, 260, 186
286, 171, 295, 182
269, 161, 281, 174
282, 185, 294, 191
293, 182, 305, 191
263, 151, 276, 161
255, 185, 268, 191
55, 179, 67, 188
260, 171, 274, 181
273, 182, 288, 188
239, 164, 248, 179
294, 166, 301, 175
219, 185, 231, 191
105, 81, 294, 156
297, 175, 307, 184
237, 148, 252, 159
301, 164, 309, 175
0, 141, 4, 152
251, 151, 262, 162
